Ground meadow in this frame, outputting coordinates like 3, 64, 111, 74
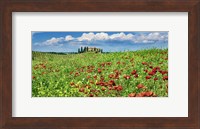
32, 49, 168, 97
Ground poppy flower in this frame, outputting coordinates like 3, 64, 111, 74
142, 62, 148, 65
108, 80, 116, 86
148, 71, 155, 76
137, 84, 145, 89
106, 62, 112, 66
97, 69, 102, 73
101, 87, 106, 91
93, 75, 97, 79
145, 91, 153, 97
124, 75, 131, 80
154, 66, 160, 70
89, 94, 94, 97
75, 72, 80, 76
146, 76, 151, 80
131, 70, 137, 75
79, 88, 84, 92
109, 74, 114, 78
163, 76, 168, 80
152, 68, 158, 73
100, 82, 105, 86
128, 93, 136, 97
113, 86, 118, 90
144, 69, 148, 73
160, 70, 168, 75
134, 74, 138, 78
136, 92, 146, 97
108, 87, 113, 90
154, 78, 158, 81
117, 85, 123, 91
115, 74, 119, 79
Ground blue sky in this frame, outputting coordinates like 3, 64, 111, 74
32, 32, 168, 52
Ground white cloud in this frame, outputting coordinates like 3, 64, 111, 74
77, 32, 95, 41
110, 32, 134, 40
43, 37, 64, 46
95, 32, 109, 40
65, 35, 74, 41
36, 32, 168, 46
78, 32, 110, 41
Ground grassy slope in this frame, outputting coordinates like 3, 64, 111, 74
32, 49, 168, 97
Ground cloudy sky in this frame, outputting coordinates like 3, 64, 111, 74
32, 32, 168, 52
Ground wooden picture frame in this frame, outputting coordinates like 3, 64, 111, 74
0, 0, 199, 128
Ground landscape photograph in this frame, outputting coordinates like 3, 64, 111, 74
32, 31, 168, 97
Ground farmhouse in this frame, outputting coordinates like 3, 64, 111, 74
78, 46, 103, 53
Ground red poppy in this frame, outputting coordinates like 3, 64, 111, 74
97, 69, 102, 73
89, 94, 94, 97
154, 78, 158, 81
146, 76, 151, 80
117, 85, 123, 91
148, 71, 155, 76
137, 84, 145, 89
106, 62, 112, 66
75, 72, 80, 76
101, 87, 106, 91
100, 82, 105, 86
109, 74, 114, 78
163, 76, 168, 80
79, 88, 84, 92
144, 91, 153, 97
108, 80, 116, 86
136, 92, 146, 97
160, 70, 168, 75
142, 62, 148, 65
93, 75, 97, 79
128, 93, 136, 97
108, 87, 112, 90
131, 70, 137, 75
124, 75, 131, 80
134, 74, 138, 78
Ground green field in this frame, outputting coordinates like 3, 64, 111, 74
32, 49, 168, 97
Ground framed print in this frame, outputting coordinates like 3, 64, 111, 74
0, 0, 200, 129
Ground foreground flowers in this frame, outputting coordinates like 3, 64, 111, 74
32, 49, 168, 97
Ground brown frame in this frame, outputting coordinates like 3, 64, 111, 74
0, 0, 200, 129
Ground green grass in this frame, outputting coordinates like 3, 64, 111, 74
32, 49, 168, 97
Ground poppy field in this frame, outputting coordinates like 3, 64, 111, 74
32, 49, 168, 97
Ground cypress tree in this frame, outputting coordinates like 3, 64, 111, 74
81, 47, 83, 53
78, 48, 80, 53
84, 47, 86, 52
86, 47, 88, 52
